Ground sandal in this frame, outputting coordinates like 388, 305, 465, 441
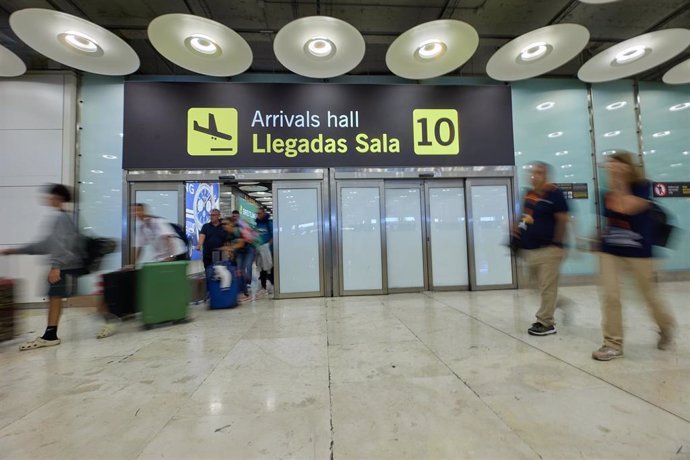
19, 337, 61, 351
97, 323, 118, 339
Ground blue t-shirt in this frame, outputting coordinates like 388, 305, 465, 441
601, 182, 653, 258
520, 184, 569, 250
200, 222, 227, 262
255, 217, 273, 246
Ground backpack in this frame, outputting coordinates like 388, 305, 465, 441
169, 222, 191, 258
80, 236, 118, 275
649, 202, 674, 247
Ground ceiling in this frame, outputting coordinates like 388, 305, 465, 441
1, 0, 689, 81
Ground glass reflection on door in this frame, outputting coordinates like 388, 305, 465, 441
427, 185, 469, 288
134, 189, 179, 264
385, 186, 424, 290
275, 186, 322, 295
469, 183, 514, 287
340, 186, 384, 292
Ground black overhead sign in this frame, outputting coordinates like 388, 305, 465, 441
123, 82, 515, 169
554, 183, 589, 200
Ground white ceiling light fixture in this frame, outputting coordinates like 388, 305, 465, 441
548, 131, 564, 138
663, 58, 690, 85
0, 44, 26, 77
148, 14, 252, 77
239, 185, 268, 192
486, 24, 589, 81
578, 29, 690, 83
536, 101, 556, 111
653, 130, 671, 137
274, 16, 364, 79
606, 101, 627, 110
604, 130, 621, 137
669, 102, 690, 111
9, 8, 139, 75
555, 150, 569, 156
386, 20, 479, 80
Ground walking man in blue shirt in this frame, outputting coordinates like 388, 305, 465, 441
518, 162, 569, 336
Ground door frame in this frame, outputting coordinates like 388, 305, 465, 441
272, 180, 328, 299
335, 179, 388, 296
384, 180, 429, 293
424, 180, 470, 292
465, 177, 518, 290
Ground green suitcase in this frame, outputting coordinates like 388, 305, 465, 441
137, 261, 190, 328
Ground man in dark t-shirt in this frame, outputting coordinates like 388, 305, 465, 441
197, 209, 226, 268
518, 162, 569, 337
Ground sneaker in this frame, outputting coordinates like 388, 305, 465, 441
97, 323, 118, 339
528, 322, 556, 336
238, 294, 251, 303
19, 337, 61, 351
592, 346, 623, 361
658, 330, 675, 351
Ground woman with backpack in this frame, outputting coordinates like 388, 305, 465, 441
591, 152, 676, 361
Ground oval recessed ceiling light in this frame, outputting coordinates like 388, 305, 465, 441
91, 169, 104, 174
415, 39, 447, 60
604, 130, 621, 137
683, 151, 689, 156
185, 34, 219, 56
239, 185, 268, 192
606, 101, 627, 110
602, 150, 616, 156
305, 37, 335, 58
578, 29, 690, 83
613, 45, 649, 65
102, 154, 117, 160
536, 101, 555, 111
519, 42, 551, 62
663, 58, 690, 85
148, 14, 251, 77
386, 19, 478, 80
669, 102, 690, 112
10, 8, 139, 75
58, 30, 102, 55
652, 130, 671, 137
274, 16, 364, 79
555, 150, 569, 156
487, 24, 589, 81
548, 131, 564, 138
0, 44, 26, 77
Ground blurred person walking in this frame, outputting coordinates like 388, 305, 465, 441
592, 152, 676, 361
516, 162, 569, 336
0, 184, 84, 350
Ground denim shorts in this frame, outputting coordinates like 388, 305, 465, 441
47, 269, 80, 298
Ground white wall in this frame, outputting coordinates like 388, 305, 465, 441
0, 73, 77, 303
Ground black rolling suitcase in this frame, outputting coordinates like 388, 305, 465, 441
0, 279, 15, 342
102, 269, 138, 318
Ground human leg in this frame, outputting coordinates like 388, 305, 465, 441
628, 257, 676, 349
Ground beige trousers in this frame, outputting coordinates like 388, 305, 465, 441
525, 246, 565, 327
599, 253, 676, 350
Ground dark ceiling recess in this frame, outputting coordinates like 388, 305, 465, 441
0, 0, 688, 80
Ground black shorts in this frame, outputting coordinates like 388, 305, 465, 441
47, 269, 80, 298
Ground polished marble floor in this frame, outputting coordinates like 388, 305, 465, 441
1, 282, 689, 459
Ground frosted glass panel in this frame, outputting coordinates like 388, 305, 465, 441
341, 187, 382, 291
428, 187, 468, 287
277, 188, 321, 294
134, 190, 179, 264
385, 188, 424, 289
471, 185, 512, 286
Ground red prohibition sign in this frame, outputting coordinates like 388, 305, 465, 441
654, 183, 667, 197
